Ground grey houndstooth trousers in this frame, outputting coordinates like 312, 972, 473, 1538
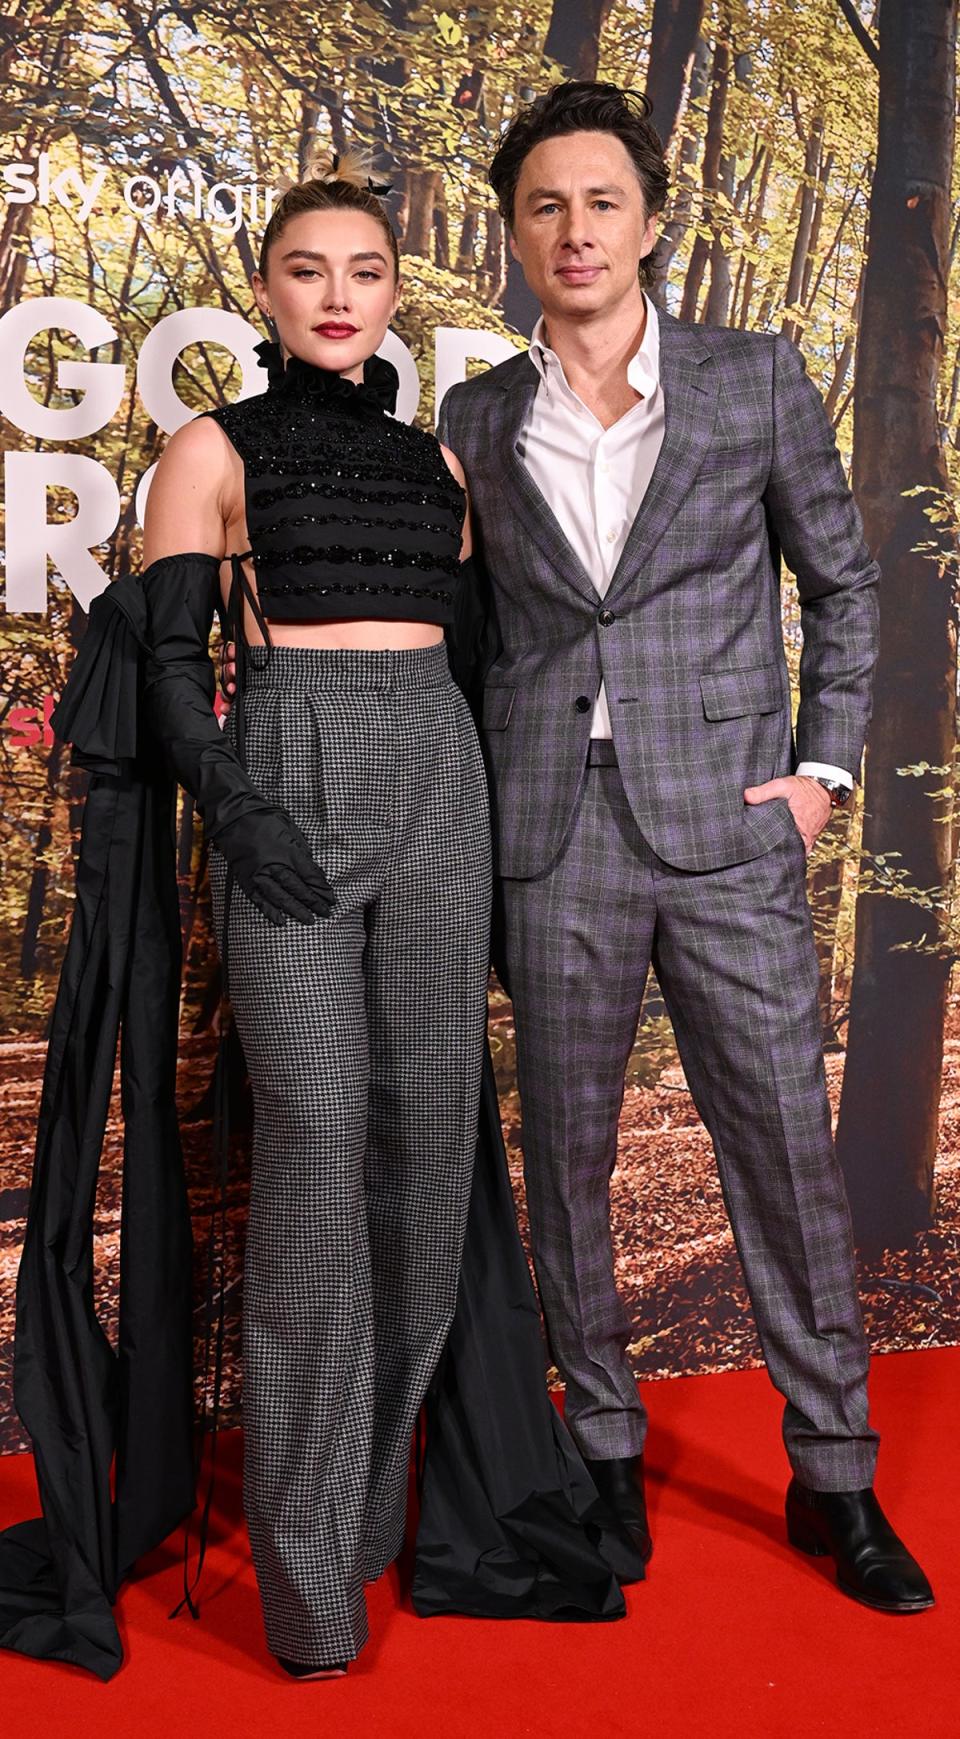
501, 757, 879, 1492
209, 642, 491, 1666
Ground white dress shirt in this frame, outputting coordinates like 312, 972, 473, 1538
516, 294, 851, 788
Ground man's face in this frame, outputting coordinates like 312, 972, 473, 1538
508, 130, 658, 322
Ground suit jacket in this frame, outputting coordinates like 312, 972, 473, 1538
438, 311, 880, 877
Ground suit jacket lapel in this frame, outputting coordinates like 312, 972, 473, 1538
605, 315, 719, 605
495, 358, 601, 606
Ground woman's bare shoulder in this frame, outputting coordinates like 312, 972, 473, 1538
158, 413, 238, 477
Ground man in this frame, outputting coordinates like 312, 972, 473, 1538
436, 80, 932, 1613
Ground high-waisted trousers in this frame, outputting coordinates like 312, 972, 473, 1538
209, 641, 491, 1665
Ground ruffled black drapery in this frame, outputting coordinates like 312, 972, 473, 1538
415, 1050, 632, 1621
0, 576, 195, 1680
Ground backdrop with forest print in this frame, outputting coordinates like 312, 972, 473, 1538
1, 0, 958, 1452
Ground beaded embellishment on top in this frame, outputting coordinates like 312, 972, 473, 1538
206, 342, 465, 628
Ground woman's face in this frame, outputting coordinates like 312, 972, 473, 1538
253, 207, 400, 379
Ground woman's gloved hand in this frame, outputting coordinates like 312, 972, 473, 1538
213, 807, 334, 925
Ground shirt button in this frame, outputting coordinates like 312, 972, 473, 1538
574, 696, 592, 713
605, 529, 616, 542
598, 608, 615, 626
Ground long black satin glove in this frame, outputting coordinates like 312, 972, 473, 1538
141, 553, 334, 926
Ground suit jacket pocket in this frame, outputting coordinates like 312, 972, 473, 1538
482, 685, 516, 730
696, 436, 769, 475
700, 664, 783, 720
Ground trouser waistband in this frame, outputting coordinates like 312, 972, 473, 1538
244, 639, 451, 691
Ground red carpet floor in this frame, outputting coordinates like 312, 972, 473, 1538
1, 1348, 957, 1739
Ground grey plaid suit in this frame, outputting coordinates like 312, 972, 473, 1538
439, 311, 881, 1489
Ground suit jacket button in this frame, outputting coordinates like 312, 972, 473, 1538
575, 695, 592, 713
598, 608, 615, 626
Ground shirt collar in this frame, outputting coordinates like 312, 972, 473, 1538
529, 293, 660, 402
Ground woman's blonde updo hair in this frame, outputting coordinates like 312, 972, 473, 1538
258, 145, 400, 279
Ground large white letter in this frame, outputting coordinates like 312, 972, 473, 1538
434, 327, 519, 423
136, 309, 265, 434
3, 452, 120, 612
0, 297, 125, 439
134, 462, 157, 528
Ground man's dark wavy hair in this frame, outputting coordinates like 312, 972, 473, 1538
489, 81, 669, 290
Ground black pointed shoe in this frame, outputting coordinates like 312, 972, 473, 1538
584, 1453, 653, 1581
276, 1656, 348, 1680
785, 1479, 935, 1613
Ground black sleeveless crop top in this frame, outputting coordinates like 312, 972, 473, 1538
205, 339, 466, 626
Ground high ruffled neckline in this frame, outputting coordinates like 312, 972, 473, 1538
254, 338, 398, 415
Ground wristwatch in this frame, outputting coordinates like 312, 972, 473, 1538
811, 776, 852, 809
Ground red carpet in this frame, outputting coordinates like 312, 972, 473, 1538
1, 1349, 956, 1738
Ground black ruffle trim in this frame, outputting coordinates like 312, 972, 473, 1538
253, 338, 399, 416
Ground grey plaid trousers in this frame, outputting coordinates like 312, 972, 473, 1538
501, 760, 879, 1492
210, 642, 490, 1666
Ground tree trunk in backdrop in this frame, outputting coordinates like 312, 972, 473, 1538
404, 169, 438, 257
835, 0, 958, 1250
543, 0, 615, 77
645, 0, 706, 148
680, 21, 731, 323
808, 803, 855, 1038
703, 39, 748, 326
781, 110, 825, 343
655, 34, 710, 292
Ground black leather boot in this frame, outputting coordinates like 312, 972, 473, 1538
786, 1478, 934, 1613
584, 1453, 653, 1580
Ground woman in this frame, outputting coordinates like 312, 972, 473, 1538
146, 151, 495, 1677
0, 155, 639, 1685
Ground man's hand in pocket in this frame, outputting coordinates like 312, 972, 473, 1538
743, 775, 832, 855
